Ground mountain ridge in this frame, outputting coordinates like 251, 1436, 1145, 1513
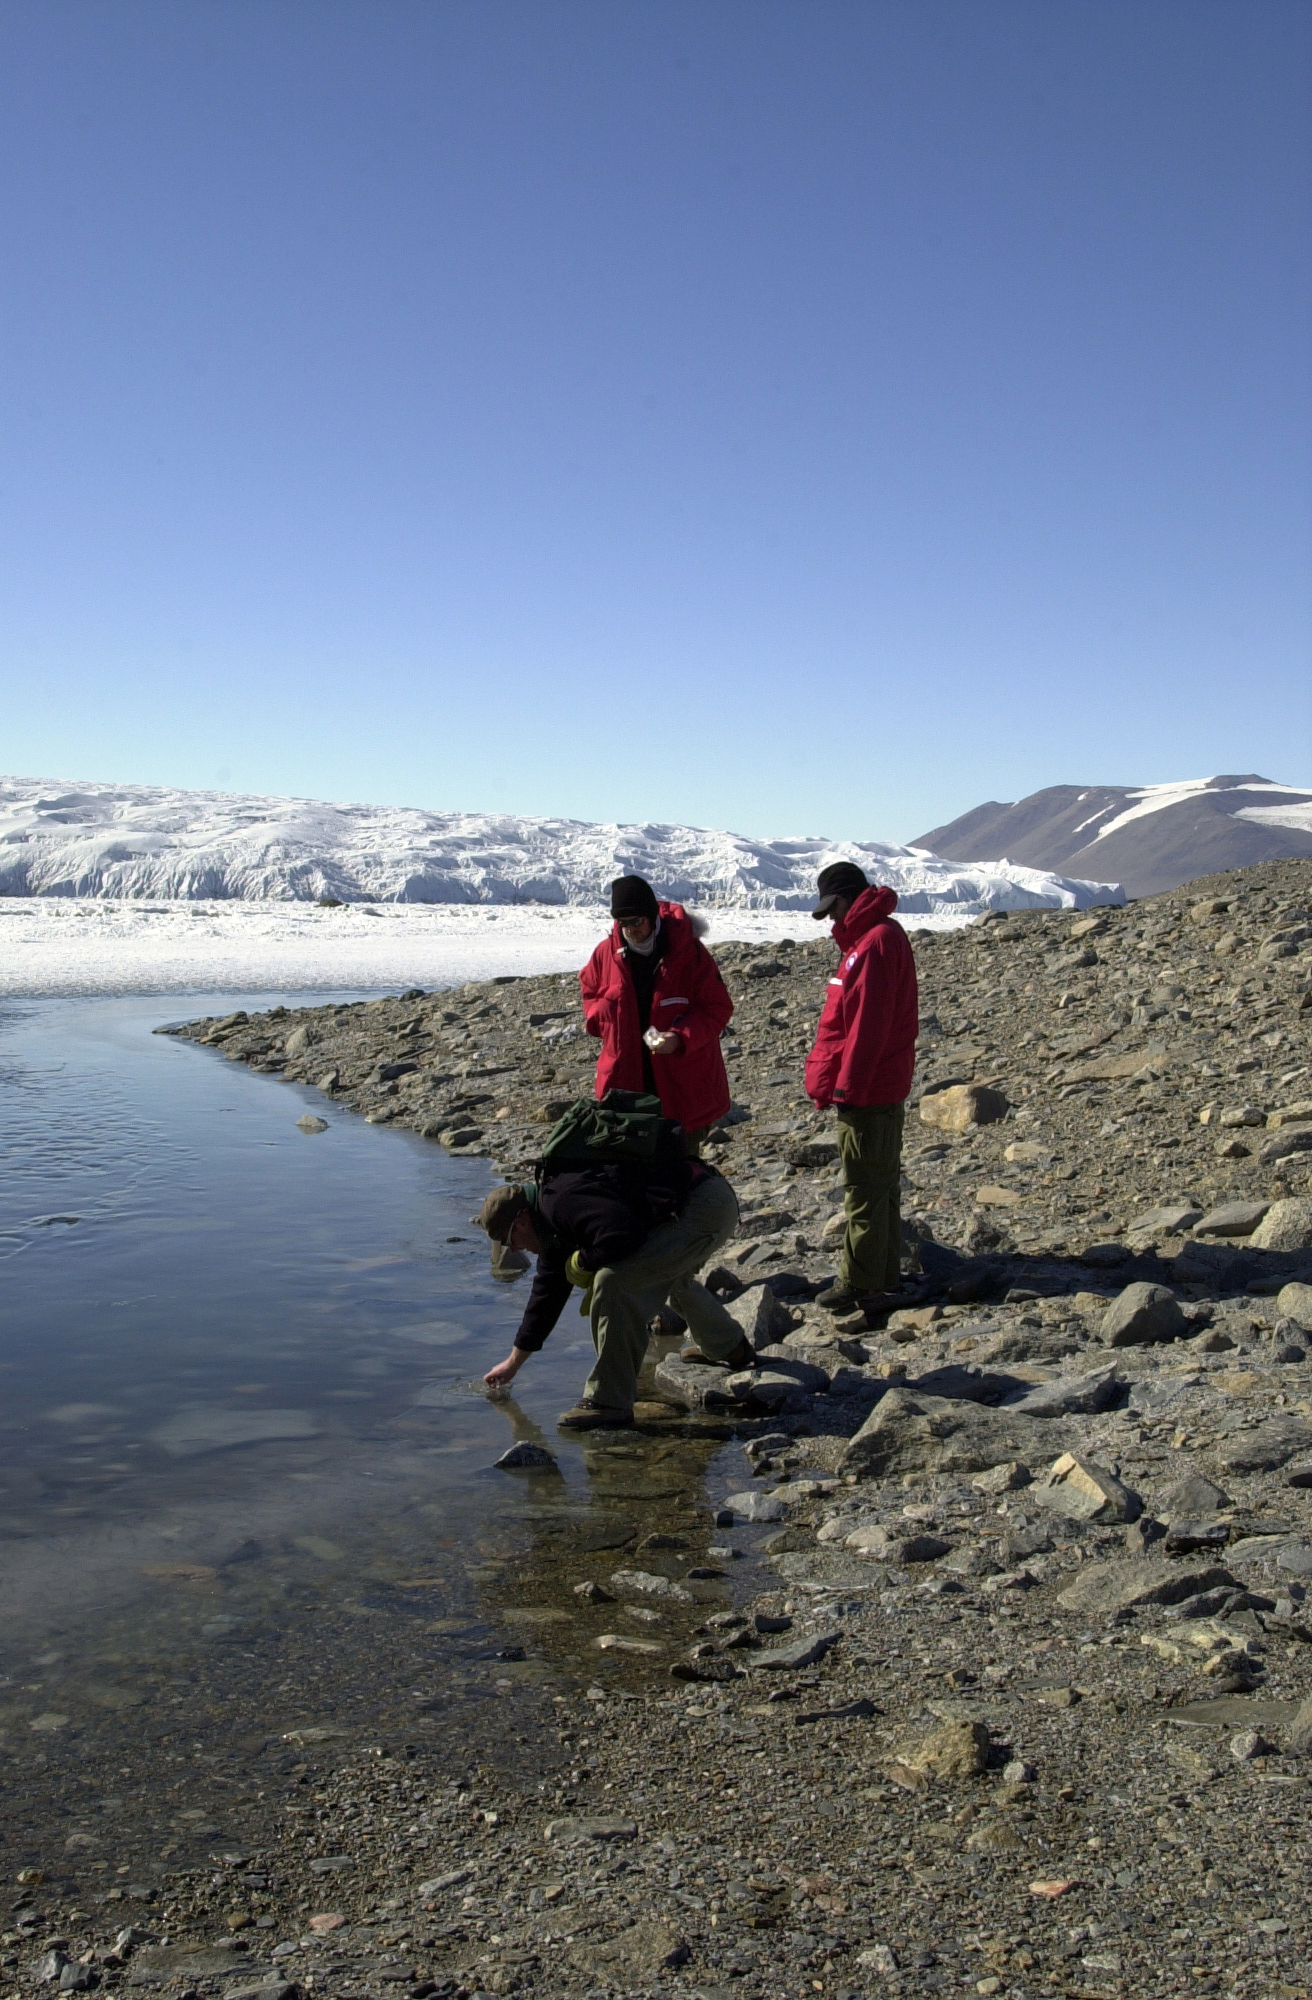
0, 774, 1122, 919
914, 774, 1312, 897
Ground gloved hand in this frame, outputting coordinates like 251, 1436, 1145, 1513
565, 1252, 596, 1316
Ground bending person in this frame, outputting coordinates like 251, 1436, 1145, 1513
476, 1155, 751, 1430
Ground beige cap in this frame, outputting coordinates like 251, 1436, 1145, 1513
473, 1184, 529, 1243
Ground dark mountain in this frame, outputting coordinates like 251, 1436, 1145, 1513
913, 775, 1312, 899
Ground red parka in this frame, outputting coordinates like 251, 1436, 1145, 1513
804, 885, 919, 1110
580, 902, 733, 1131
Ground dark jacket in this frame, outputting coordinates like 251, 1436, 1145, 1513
512, 1157, 701, 1354
804, 884, 919, 1109
580, 902, 733, 1131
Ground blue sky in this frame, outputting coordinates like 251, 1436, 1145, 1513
2, 1, 1308, 844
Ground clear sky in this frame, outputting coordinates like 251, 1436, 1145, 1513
2, 0, 1309, 844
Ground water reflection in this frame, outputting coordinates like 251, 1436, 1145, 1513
0, 997, 761, 1896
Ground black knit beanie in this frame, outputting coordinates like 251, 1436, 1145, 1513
610, 875, 660, 924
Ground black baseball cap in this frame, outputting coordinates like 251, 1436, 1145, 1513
812, 861, 870, 919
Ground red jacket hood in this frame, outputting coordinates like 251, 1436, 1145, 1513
607, 901, 699, 955
831, 883, 899, 950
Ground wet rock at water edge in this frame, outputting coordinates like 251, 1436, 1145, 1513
494, 1440, 558, 1470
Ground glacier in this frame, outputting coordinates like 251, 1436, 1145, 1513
0, 776, 1124, 918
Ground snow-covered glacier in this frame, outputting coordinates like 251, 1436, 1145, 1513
0, 776, 1124, 918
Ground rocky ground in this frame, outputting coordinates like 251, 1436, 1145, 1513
7, 860, 1312, 2000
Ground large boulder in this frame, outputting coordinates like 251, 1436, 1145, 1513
1057, 1557, 1236, 1617
1251, 1199, 1312, 1253
1007, 1366, 1124, 1419
1100, 1282, 1186, 1347
1214, 1416, 1312, 1474
839, 1387, 1051, 1481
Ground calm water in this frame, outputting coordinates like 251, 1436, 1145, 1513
0, 996, 742, 1862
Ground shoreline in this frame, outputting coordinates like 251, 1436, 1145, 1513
5, 856, 1312, 2000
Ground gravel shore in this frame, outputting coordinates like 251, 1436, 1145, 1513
6, 860, 1312, 2000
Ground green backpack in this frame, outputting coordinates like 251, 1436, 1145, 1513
537, 1090, 687, 1173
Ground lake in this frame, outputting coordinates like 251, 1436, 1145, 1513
0, 994, 743, 1894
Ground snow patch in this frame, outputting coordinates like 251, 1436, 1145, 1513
0, 898, 980, 999
1235, 802, 1312, 837
1091, 777, 1312, 844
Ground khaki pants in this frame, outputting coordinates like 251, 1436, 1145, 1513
583, 1174, 741, 1412
836, 1101, 904, 1296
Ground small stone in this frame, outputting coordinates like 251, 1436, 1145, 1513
1128, 1204, 1203, 1236
857, 1943, 899, 1975
609, 1569, 692, 1601
1288, 1693, 1312, 1754
308, 1913, 347, 1933
721, 1488, 788, 1523
416, 1867, 473, 1897
749, 1630, 842, 1671
1230, 1729, 1272, 1761
1259, 1127, 1312, 1168
545, 1815, 638, 1843
1033, 1451, 1142, 1523
573, 1580, 615, 1602
295, 1114, 329, 1134
972, 1460, 1033, 1494
1193, 1200, 1271, 1237
1100, 1282, 1186, 1348
1003, 1758, 1036, 1784
1009, 1365, 1123, 1418
919, 1083, 1009, 1132
595, 1633, 663, 1655
494, 1440, 557, 1470
1276, 1282, 1312, 1330
902, 1719, 990, 1777
1161, 1472, 1232, 1514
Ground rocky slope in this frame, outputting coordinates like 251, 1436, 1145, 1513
15, 859, 1310, 2000
915, 776, 1312, 898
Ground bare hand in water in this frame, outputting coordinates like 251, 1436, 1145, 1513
484, 1347, 529, 1395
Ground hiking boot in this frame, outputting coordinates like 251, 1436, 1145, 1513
861, 1289, 917, 1325
815, 1280, 862, 1314
556, 1400, 635, 1431
679, 1337, 758, 1370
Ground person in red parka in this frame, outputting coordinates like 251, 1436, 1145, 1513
580, 875, 733, 1147
804, 861, 919, 1316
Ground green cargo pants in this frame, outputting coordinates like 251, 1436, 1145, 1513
583, 1173, 742, 1413
836, 1100, 905, 1296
